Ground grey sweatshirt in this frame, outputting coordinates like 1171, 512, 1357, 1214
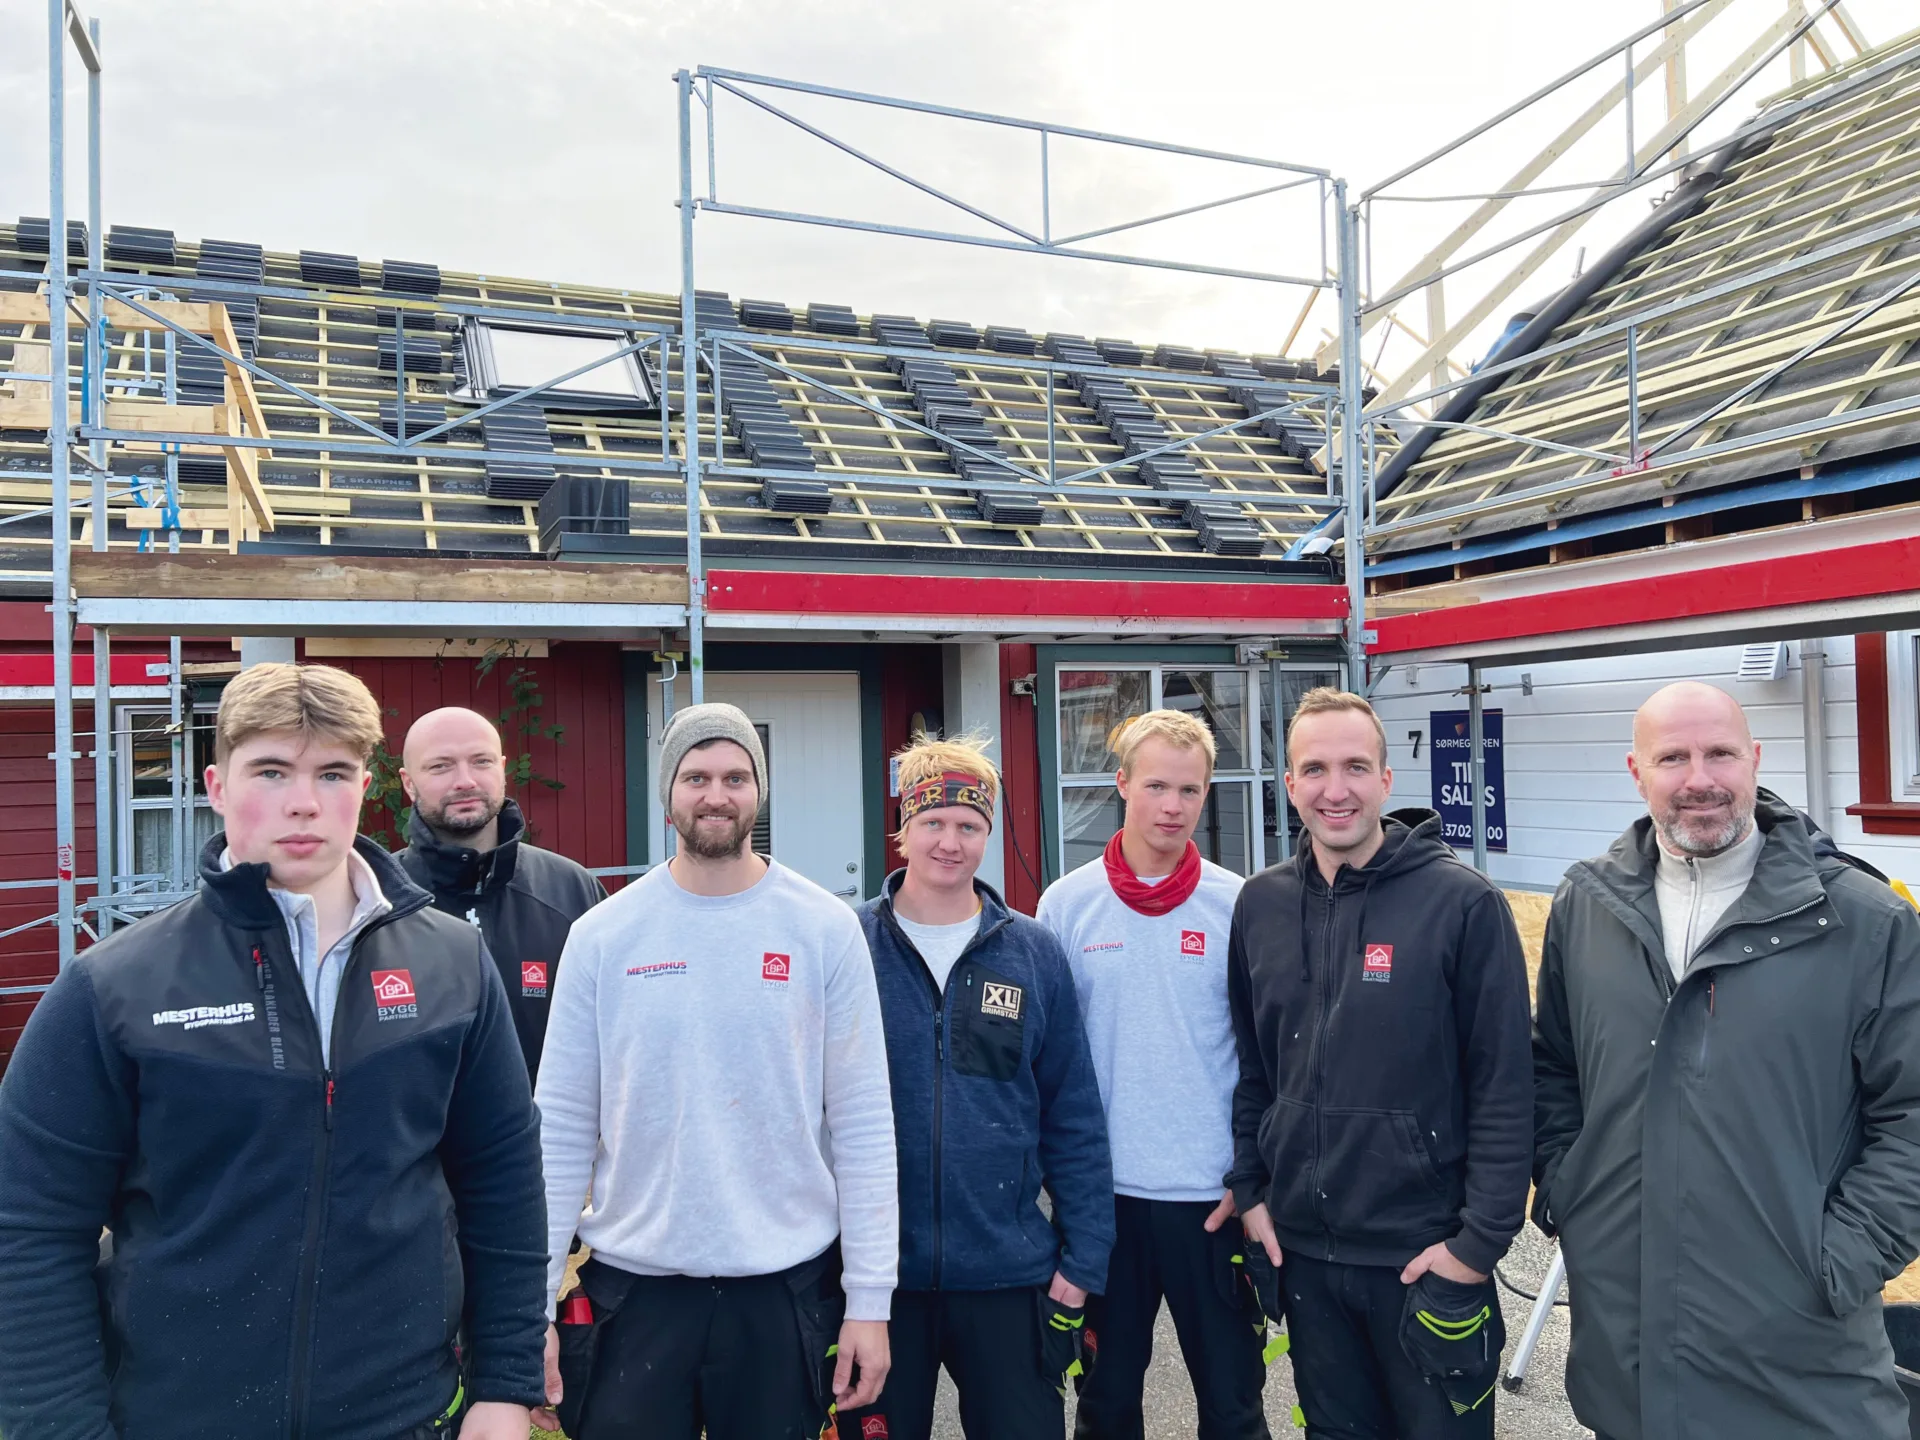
1038, 855, 1244, 1202
535, 860, 899, 1319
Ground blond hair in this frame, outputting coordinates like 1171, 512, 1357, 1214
215, 662, 386, 767
1109, 708, 1217, 781
893, 733, 998, 841
1285, 686, 1388, 767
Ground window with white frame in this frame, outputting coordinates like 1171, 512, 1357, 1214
460, 323, 658, 409
1887, 630, 1920, 800
1054, 660, 1344, 879
117, 704, 221, 885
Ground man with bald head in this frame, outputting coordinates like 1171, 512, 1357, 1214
1532, 680, 1920, 1440
396, 705, 605, 1081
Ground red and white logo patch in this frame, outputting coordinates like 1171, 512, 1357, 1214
1362, 944, 1393, 983
372, 969, 419, 1020
521, 961, 550, 998
861, 1418, 890, 1439
1180, 929, 1207, 957
762, 952, 791, 984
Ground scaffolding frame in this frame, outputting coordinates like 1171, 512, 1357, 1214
21, 7, 1372, 976
1341, 0, 1920, 551
672, 65, 1363, 706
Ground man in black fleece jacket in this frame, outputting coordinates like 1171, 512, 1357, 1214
396, 706, 606, 1086
1227, 689, 1531, 1439
0, 663, 548, 1440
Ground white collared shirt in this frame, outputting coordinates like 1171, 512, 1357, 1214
221, 847, 391, 1064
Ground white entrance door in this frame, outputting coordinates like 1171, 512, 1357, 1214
653, 671, 866, 901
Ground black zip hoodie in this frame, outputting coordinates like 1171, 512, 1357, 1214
396, 799, 605, 1085
1225, 808, 1532, 1274
0, 834, 549, 1440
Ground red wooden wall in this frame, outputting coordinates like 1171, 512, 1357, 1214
877, 645, 947, 875
999, 642, 1044, 914
0, 709, 98, 1068
330, 645, 629, 873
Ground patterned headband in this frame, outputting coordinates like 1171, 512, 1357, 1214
900, 771, 996, 827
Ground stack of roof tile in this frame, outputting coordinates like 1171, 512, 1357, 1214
890, 351, 1041, 528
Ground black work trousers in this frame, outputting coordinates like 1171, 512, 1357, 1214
837, 1285, 1063, 1440
557, 1252, 843, 1440
1073, 1195, 1271, 1440
1281, 1252, 1494, 1440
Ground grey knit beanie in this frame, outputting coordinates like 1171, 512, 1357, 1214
658, 702, 767, 806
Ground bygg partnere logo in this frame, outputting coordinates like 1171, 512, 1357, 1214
372, 969, 419, 1020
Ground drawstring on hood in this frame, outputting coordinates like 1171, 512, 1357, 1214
1291, 808, 1452, 983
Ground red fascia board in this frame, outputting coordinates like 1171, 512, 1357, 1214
704, 570, 1348, 623
1371, 535, 1920, 654
0, 654, 169, 687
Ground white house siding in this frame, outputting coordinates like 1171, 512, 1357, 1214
1367, 636, 1920, 892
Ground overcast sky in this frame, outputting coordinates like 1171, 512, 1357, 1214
0, 0, 1908, 365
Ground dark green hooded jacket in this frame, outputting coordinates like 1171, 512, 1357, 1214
1533, 790, 1920, 1439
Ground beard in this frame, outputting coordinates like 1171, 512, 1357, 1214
419, 790, 503, 839
672, 804, 756, 860
1653, 785, 1753, 858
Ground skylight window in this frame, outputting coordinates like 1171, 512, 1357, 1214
461, 323, 658, 410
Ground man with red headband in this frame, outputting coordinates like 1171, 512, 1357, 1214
1038, 710, 1271, 1440
842, 735, 1113, 1440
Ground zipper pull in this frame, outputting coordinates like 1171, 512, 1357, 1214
324, 1071, 335, 1131
465, 908, 482, 931
1708, 978, 1716, 1016
252, 944, 265, 991
934, 1012, 945, 1062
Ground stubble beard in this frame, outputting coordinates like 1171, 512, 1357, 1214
674, 807, 755, 860
1655, 787, 1752, 858
420, 791, 504, 839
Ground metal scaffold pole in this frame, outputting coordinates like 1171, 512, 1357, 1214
48, 0, 78, 965
1469, 662, 1489, 874
676, 69, 706, 707
1335, 183, 1369, 694
87, 17, 113, 936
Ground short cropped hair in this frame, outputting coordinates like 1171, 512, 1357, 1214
1285, 686, 1388, 768
215, 662, 386, 767
892, 733, 999, 842
1110, 708, 1217, 782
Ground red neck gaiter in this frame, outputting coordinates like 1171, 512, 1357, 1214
1102, 831, 1203, 916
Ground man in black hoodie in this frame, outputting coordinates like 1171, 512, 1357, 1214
396, 706, 605, 1083
1227, 688, 1531, 1439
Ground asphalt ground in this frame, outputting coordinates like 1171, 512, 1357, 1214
927, 1225, 1591, 1439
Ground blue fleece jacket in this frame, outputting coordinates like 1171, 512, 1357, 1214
861, 872, 1114, 1295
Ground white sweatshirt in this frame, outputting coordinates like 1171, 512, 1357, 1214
1037, 855, 1244, 1202
535, 860, 899, 1320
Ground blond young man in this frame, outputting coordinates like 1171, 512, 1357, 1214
0, 663, 549, 1440
1038, 710, 1272, 1440
841, 736, 1113, 1440
1228, 688, 1530, 1440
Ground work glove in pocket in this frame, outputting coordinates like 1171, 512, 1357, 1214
1037, 1288, 1090, 1398
1399, 1270, 1505, 1417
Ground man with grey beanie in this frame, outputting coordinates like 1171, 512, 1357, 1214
534, 703, 899, 1439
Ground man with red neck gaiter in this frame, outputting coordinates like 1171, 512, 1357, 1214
1038, 711, 1271, 1440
